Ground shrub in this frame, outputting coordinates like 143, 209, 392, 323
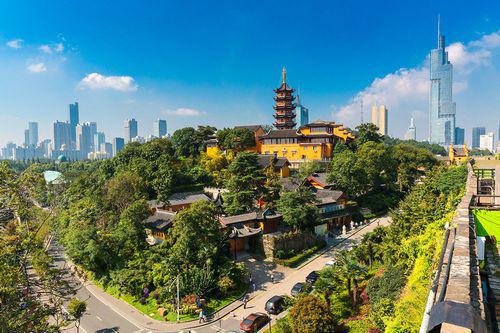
218, 276, 235, 295
366, 265, 406, 309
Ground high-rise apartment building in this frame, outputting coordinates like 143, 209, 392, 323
94, 132, 105, 153
24, 129, 30, 147
479, 132, 495, 152
295, 95, 309, 127
371, 105, 388, 136
76, 123, 93, 158
124, 118, 138, 143
429, 17, 456, 146
52, 121, 71, 151
28, 122, 38, 146
153, 119, 167, 138
454, 127, 465, 145
405, 117, 416, 141
69, 102, 79, 146
113, 137, 125, 156
101, 142, 113, 158
471, 127, 485, 148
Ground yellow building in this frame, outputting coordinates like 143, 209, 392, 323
449, 144, 469, 164
205, 125, 265, 158
259, 121, 355, 168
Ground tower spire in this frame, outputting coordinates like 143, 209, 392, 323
281, 67, 287, 84
438, 14, 440, 41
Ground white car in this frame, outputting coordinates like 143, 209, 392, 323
325, 260, 335, 267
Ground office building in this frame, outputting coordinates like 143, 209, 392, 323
69, 102, 79, 146
52, 121, 71, 151
124, 118, 138, 143
13, 145, 44, 161
405, 117, 416, 141
429, 17, 456, 146
295, 95, 309, 127
113, 137, 125, 156
24, 129, 30, 147
479, 132, 495, 153
371, 104, 388, 136
154, 119, 167, 138
454, 127, 465, 145
76, 123, 93, 158
1, 142, 16, 159
94, 132, 106, 153
472, 127, 485, 148
28, 122, 38, 146
101, 142, 113, 158
40, 139, 51, 158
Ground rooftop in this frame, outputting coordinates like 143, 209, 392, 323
168, 192, 210, 206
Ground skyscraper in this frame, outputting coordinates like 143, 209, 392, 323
28, 122, 38, 146
471, 127, 485, 148
124, 118, 138, 143
429, 17, 456, 146
24, 129, 30, 147
153, 119, 167, 137
454, 127, 465, 145
295, 94, 309, 127
52, 121, 71, 150
94, 132, 106, 152
76, 123, 93, 158
113, 137, 125, 156
371, 105, 388, 136
405, 117, 417, 141
69, 102, 79, 146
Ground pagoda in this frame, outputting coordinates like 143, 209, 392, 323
273, 67, 297, 130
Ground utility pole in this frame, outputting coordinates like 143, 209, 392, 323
176, 275, 180, 323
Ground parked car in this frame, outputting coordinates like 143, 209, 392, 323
325, 260, 335, 267
265, 295, 285, 314
291, 282, 304, 297
306, 271, 319, 285
240, 312, 269, 332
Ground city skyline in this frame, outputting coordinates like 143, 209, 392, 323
0, 1, 499, 147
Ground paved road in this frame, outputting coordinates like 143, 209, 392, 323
191, 216, 392, 333
49, 241, 142, 333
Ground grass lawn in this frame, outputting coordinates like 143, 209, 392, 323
92, 275, 247, 323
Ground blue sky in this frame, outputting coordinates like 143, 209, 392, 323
0, 0, 499, 146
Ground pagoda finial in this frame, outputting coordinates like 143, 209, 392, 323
282, 67, 287, 84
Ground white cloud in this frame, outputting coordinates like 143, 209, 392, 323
27, 62, 47, 73
79, 73, 138, 92
39, 44, 52, 54
335, 30, 500, 137
39, 42, 64, 54
162, 108, 206, 116
6, 39, 23, 49
54, 42, 64, 53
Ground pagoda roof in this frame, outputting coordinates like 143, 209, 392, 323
274, 82, 295, 92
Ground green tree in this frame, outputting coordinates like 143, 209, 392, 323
171, 127, 198, 157
297, 160, 324, 179
355, 123, 383, 145
356, 141, 396, 190
217, 127, 256, 151
113, 199, 150, 258
328, 150, 368, 195
67, 299, 87, 333
106, 171, 147, 211
333, 250, 367, 307
276, 187, 320, 230
391, 144, 437, 192
223, 152, 265, 215
289, 294, 336, 333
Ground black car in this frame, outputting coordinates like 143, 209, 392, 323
265, 295, 285, 315
291, 282, 304, 297
305, 271, 318, 285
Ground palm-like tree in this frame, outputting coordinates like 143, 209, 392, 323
333, 250, 367, 308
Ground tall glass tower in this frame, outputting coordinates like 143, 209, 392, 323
69, 102, 79, 147
429, 17, 455, 146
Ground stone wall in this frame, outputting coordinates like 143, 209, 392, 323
262, 230, 320, 259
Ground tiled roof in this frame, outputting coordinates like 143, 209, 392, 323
259, 129, 299, 139
307, 172, 334, 188
220, 209, 282, 226
142, 211, 175, 231
234, 125, 263, 133
257, 154, 290, 169
168, 192, 210, 206
315, 189, 344, 205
